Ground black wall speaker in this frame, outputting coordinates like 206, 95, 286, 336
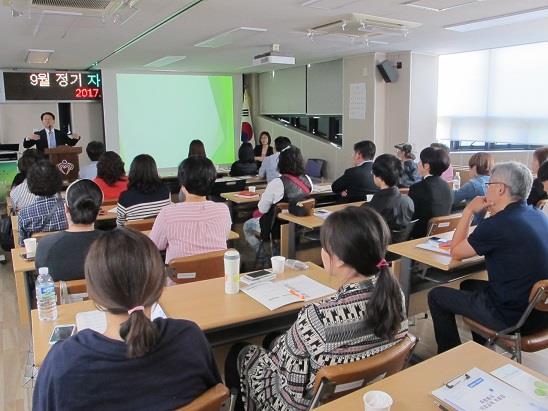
377, 60, 399, 83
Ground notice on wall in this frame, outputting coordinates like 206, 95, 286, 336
349, 82, 366, 120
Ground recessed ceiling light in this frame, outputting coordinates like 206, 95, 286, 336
26, 49, 54, 64
445, 6, 548, 32
403, 0, 481, 12
301, 0, 360, 10
144, 56, 186, 68
194, 27, 267, 48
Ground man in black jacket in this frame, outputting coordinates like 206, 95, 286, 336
23, 112, 80, 151
332, 140, 378, 203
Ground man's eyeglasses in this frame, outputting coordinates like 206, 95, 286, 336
485, 182, 508, 189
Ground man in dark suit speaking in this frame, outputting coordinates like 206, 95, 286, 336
332, 140, 379, 203
23, 112, 81, 151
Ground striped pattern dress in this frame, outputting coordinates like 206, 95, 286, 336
116, 185, 171, 226
149, 200, 232, 263
239, 278, 409, 411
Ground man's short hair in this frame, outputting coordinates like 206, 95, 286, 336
539, 160, 548, 183
86, 141, 105, 162
178, 156, 217, 196
274, 136, 291, 153
40, 112, 55, 121
27, 160, 63, 196
354, 140, 376, 160
490, 162, 533, 201
468, 152, 494, 176
420, 147, 450, 177
372, 154, 403, 187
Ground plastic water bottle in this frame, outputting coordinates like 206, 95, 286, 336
453, 172, 461, 190
36, 267, 58, 321
224, 250, 240, 294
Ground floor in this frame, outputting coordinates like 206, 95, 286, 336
1, 250, 547, 411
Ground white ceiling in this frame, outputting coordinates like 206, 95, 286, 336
1, 0, 548, 72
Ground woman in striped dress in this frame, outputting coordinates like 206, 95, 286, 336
116, 154, 171, 226
226, 206, 408, 410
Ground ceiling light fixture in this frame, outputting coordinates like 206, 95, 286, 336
403, 0, 482, 12
26, 49, 54, 64
106, 0, 140, 25
144, 56, 186, 68
195, 27, 267, 48
444, 6, 548, 32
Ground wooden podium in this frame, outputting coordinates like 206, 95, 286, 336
45, 146, 82, 184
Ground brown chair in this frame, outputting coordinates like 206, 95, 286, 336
125, 217, 156, 231
101, 199, 118, 207
177, 383, 232, 411
54, 279, 87, 305
32, 230, 57, 240
168, 249, 230, 284
426, 213, 462, 236
463, 280, 548, 364
307, 334, 418, 409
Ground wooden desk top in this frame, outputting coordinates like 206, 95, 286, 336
32, 263, 339, 367
96, 205, 117, 221
387, 230, 483, 271
220, 183, 333, 205
11, 247, 35, 273
317, 341, 547, 410
277, 201, 364, 229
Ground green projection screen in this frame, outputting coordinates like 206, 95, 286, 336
116, 73, 235, 169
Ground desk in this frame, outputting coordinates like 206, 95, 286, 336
96, 205, 117, 222
220, 183, 334, 206
11, 214, 19, 246
32, 262, 339, 367
11, 247, 35, 326
277, 201, 364, 259
387, 230, 484, 314
316, 341, 547, 410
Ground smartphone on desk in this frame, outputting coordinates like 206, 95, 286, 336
244, 269, 273, 280
49, 324, 76, 345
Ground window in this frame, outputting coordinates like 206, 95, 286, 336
437, 42, 548, 151
265, 115, 342, 147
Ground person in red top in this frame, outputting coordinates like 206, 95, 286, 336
93, 151, 128, 201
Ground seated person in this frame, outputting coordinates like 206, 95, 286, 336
35, 179, 103, 281
244, 146, 312, 252
150, 156, 232, 263
253, 131, 274, 167
527, 146, 548, 206
408, 147, 453, 238
230, 142, 258, 177
258, 136, 291, 183
394, 143, 420, 187
362, 154, 414, 232
10, 149, 41, 212
538, 160, 548, 216
188, 139, 206, 158
33, 228, 221, 410
332, 140, 378, 202
117, 154, 171, 226
226, 207, 408, 410
79, 141, 105, 180
18, 160, 67, 245
431, 142, 454, 182
93, 151, 128, 201
428, 162, 548, 353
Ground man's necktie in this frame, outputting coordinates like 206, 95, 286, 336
48, 129, 56, 148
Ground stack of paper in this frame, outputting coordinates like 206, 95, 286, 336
76, 303, 167, 333
416, 241, 451, 255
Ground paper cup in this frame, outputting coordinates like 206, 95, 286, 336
271, 256, 286, 274
248, 186, 256, 193
366, 194, 374, 202
363, 391, 393, 411
23, 238, 37, 258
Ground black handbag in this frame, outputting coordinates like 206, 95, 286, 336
0, 215, 14, 251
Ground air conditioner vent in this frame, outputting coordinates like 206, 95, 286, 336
31, 0, 112, 10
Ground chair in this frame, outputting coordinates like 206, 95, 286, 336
55, 279, 87, 305
254, 203, 288, 268
308, 334, 418, 409
426, 213, 462, 236
168, 249, 230, 284
211, 179, 246, 196
102, 199, 118, 207
177, 383, 233, 411
125, 217, 156, 231
305, 159, 327, 183
462, 280, 548, 364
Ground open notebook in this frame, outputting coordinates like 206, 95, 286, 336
75, 303, 167, 333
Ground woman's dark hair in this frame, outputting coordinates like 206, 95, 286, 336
178, 156, 217, 196
27, 160, 63, 196
534, 147, 548, 167
86, 141, 105, 162
97, 151, 126, 186
274, 136, 291, 152
18, 149, 41, 175
66, 179, 103, 224
372, 154, 403, 187
259, 131, 271, 145
320, 207, 404, 340
85, 229, 165, 358
538, 160, 548, 183
238, 142, 255, 164
468, 152, 494, 176
420, 147, 450, 177
128, 154, 163, 194
278, 146, 305, 176
188, 139, 206, 158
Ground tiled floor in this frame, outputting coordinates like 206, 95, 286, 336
2, 251, 547, 411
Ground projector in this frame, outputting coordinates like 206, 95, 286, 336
253, 51, 295, 66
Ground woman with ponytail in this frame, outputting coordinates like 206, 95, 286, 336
35, 179, 103, 281
33, 228, 221, 411
226, 207, 408, 411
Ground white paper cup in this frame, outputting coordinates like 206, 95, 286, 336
271, 256, 286, 274
363, 391, 393, 411
23, 238, 37, 258
248, 186, 256, 193
366, 194, 374, 202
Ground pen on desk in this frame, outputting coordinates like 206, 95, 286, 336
288, 289, 306, 300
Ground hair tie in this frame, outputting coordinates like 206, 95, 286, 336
127, 305, 145, 315
376, 259, 389, 269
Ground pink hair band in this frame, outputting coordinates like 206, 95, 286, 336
127, 305, 145, 315
376, 259, 389, 269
